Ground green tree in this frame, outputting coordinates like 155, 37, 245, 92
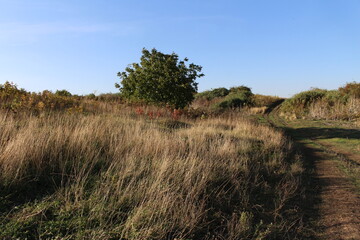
115, 48, 204, 108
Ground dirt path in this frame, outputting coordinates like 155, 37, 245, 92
316, 141, 360, 166
261, 113, 360, 239
308, 141, 360, 240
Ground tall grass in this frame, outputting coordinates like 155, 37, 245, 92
0, 111, 303, 239
308, 96, 360, 120
280, 84, 360, 120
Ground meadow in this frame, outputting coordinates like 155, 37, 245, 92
3, 81, 360, 239
0, 104, 303, 239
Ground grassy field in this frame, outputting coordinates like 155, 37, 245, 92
2, 82, 358, 239
0, 111, 304, 239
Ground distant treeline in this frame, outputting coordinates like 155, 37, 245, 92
0, 82, 282, 116
4, 81, 358, 120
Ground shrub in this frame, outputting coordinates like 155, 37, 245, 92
195, 87, 230, 100
0, 82, 28, 111
0, 82, 82, 113
85, 93, 96, 100
280, 85, 360, 120
323, 90, 347, 106
55, 90, 72, 97
229, 85, 252, 94
252, 94, 283, 107
281, 88, 327, 115
290, 88, 326, 106
339, 82, 360, 98
212, 86, 253, 111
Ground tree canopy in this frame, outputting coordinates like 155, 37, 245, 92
115, 48, 204, 109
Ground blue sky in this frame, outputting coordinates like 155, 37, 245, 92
0, 0, 359, 97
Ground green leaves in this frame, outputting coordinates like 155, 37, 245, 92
116, 48, 204, 109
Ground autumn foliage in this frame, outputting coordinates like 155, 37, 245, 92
0, 82, 83, 113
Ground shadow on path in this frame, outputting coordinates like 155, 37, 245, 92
276, 122, 360, 239
291, 140, 322, 239
287, 127, 360, 141
264, 99, 285, 114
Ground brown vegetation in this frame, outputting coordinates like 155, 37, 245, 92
280, 82, 360, 121
0, 109, 303, 239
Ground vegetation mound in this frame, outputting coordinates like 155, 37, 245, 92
193, 86, 283, 116
280, 82, 360, 120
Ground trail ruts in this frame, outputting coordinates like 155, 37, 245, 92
263, 106, 360, 240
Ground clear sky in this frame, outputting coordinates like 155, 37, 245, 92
1, 0, 359, 97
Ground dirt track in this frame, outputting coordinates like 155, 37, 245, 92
306, 141, 360, 240
262, 111, 360, 239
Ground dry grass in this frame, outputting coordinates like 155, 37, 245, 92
0, 111, 303, 239
308, 97, 360, 120
252, 94, 283, 108
249, 106, 268, 115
